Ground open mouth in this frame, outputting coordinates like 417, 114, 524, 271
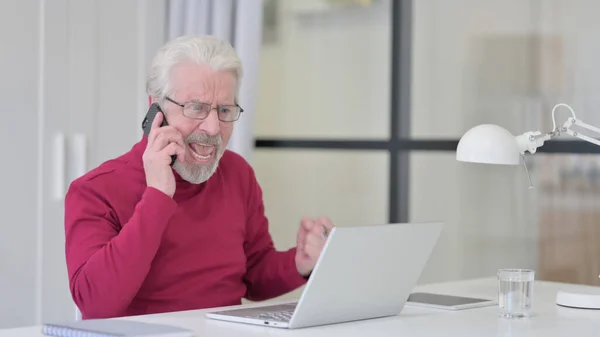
188, 142, 215, 162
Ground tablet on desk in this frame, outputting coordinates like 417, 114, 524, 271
406, 292, 496, 310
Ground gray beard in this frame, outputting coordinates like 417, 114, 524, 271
172, 132, 225, 184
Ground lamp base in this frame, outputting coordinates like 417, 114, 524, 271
556, 289, 600, 309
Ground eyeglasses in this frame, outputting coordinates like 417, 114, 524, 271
165, 97, 243, 122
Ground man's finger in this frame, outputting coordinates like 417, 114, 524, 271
297, 227, 307, 247
317, 216, 335, 231
152, 111, 163, 128
305, 233, 325, 247
306, 229, 327, 248
302, 241, 322, 260
301, 217, 314, 232
151, 128, 185, 152
303, 241, 314, 256
307, 222, 328, 240
172, 142, 186, 162
161, 143, 185, 163
147, 112, 163, 144
309, 222, 322, 236
148, 111, 165, 143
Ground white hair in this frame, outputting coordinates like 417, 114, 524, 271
146, 34, 243, 103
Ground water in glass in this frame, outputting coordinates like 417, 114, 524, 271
497, 269, 534, 318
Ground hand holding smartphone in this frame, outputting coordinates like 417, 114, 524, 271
142, 103, 177, 166
141, 103, 186, 197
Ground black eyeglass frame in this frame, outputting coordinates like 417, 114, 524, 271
165, 96, 244, 122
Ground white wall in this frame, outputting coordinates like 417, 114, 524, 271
0, 0, 42, 329
0, 0, 166, 329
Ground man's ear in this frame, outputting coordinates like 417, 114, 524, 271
148, 95, 152, 106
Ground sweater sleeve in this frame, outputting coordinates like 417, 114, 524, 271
64, 182, 177, 319
242, 169, 307, 301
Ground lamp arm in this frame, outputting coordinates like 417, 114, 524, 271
561, 117, 600, 147
515, 117, 600, 155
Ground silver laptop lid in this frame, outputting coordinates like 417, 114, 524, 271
289, 222, 444, 328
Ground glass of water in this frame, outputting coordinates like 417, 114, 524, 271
497, 269, 534, 318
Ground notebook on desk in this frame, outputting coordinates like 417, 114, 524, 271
42, 319, 193, 337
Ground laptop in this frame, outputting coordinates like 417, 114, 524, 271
206, 222, 443, 329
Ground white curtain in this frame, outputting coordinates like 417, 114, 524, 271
167, 0, 264, 162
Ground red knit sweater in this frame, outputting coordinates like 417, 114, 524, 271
64, 137, 306, 319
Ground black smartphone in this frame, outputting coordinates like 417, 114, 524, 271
141, 103, 177, 166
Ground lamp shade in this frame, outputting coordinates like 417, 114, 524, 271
456, 124, 521, 165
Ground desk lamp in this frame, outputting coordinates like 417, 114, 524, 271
456, 103, 600, 310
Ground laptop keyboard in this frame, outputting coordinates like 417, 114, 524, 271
257, 310, 294, 322
213, 303, 297, 323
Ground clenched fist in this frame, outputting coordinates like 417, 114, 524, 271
295, 216, 335, 277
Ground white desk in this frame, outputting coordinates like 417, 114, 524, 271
3, 278, 599, 336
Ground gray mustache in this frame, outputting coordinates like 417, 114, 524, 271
186, 133, 222, 146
